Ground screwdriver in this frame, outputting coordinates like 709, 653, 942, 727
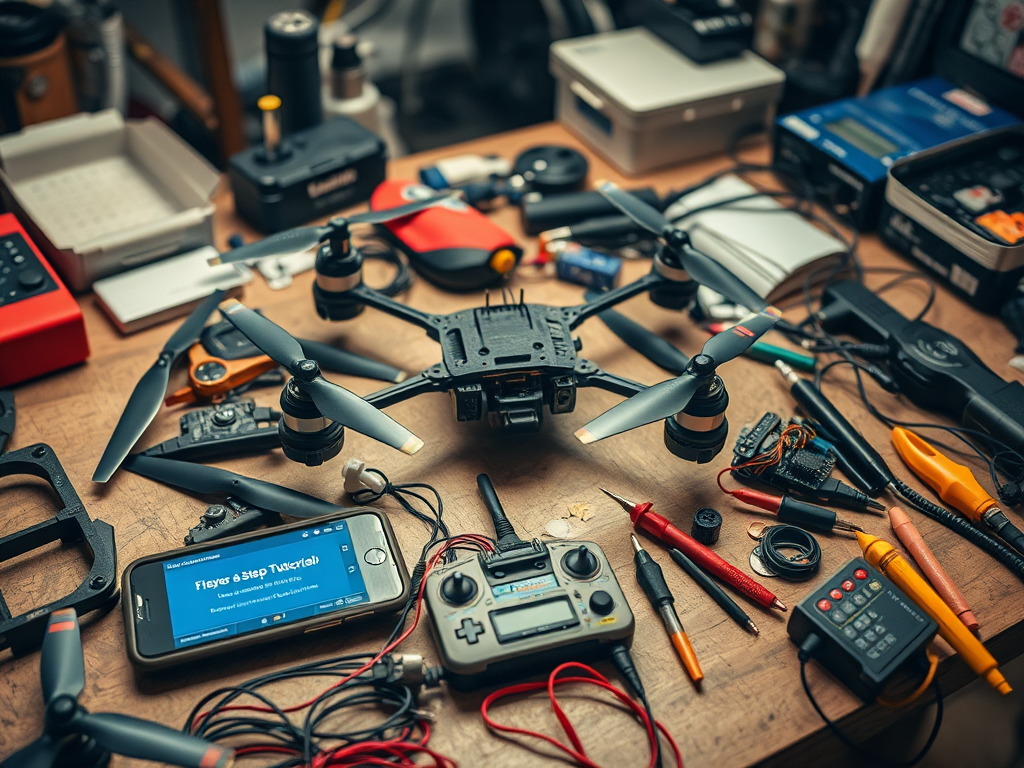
669, 548, 759, 636
602, 489, 787, 611
726, 488, 864, 535
892, 427, 1024, 556
631, 534, 704, 688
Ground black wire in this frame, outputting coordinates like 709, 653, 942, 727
758, 525, 821, 580
357, 237, 414, 296
800, 659, 943, 768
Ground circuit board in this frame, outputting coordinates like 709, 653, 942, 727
733, 412, 836, 495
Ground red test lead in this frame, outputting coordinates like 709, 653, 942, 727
600, 488, 787, 612
728, 488, 864, 535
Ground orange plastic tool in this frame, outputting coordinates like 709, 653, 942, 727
891, 427, 996, 521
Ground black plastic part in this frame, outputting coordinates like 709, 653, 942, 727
691, 508, 722, 545
440, 571, 478, 605
989, 513, 1024, 556
777, 496, 839, 535
265, 9, 322, 134
665, 415, 729, 464
0, 389, 13, 454
633, 549, 673, 608
520, 188, 661, 235
185, 498, 281, 546
589, 590, 614, 616
0, 445, 118, 654
477, 474, 526, 551
511, 145, 589, 197
229, 116, 385, 234
628, 0, 754, 63
278, 381, 345, 466
142, 400, 281, 461
562, 544, 599, 577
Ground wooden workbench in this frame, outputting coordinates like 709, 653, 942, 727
2, 123, 1022, 768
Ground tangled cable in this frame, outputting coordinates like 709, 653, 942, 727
482, 662, 684, 768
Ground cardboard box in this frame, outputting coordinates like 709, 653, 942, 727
0, 110, 219, 291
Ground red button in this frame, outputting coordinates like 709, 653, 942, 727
829, 589, 843, 600
854, 569, 868, 580
817, 599, 832, 611
841, 580, 856, 592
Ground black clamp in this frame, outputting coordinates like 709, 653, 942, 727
0, 444, 118, 654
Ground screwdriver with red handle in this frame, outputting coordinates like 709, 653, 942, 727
601, 488, 787, 612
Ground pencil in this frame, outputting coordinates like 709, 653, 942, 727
669, 548, 759, 636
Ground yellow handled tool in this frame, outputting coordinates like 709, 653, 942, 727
892, 427, 1024, 556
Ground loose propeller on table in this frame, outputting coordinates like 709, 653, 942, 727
125, 455, 343, 518
575, 312, 777, 444
210, 192, 457, 266
93, 289, 225, 483
597, 183, 773, 314
0, 609, 232, 768
219, 299, 423, 454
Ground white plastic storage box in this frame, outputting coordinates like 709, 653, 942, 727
550, 28, 785, 175
0, 110, 219, 291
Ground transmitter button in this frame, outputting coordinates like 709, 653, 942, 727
363, 547, 387, 565
589, 590, 614, 616
455, 618, 485, 644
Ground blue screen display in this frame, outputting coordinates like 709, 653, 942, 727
162, 521, 369, 649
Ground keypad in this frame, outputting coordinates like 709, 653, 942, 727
815, 567, 902, 662
0, 234, 58, 306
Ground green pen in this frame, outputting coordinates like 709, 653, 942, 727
745, 341, 816, 372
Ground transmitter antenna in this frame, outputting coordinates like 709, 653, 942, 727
477, 474, 528, 551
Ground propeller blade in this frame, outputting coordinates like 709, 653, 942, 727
0, 735, 63, 768
93, 364, 169, 483
218, 300, 305, 371
575, 374, 702, 444
40, 609, 85, 705
93, 293, 224, 482
210, 225, 333, 265
585, 292, 689, 375
297, 339, 406, 383
351, 192, 456, 225
75, 714, 232, 768
124, 455, 343, 518
304, 376, 423, 454
678, 245, 770, 312
597, 183, 671, 237
701, 312, 777, 364
162, 290, 226, 358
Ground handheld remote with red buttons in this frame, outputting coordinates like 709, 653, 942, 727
787, 558, 937, 702
370, 180, 522, 292
0, 214, 89, 387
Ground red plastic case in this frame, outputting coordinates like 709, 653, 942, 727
371, 180, 521, 291
0, 213, 89, 387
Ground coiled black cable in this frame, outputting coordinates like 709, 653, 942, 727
759, 525, 821, 580
891, 478, 1024, 582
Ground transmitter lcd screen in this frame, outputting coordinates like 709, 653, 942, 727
825, 117, 899, 159
161, 522, 369, 649
491, 596, 578, 643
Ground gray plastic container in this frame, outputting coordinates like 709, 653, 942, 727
550, 28, 785, 175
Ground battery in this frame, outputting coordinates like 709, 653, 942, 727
554, 243, 621, 290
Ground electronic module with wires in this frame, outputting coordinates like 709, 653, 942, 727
731, 412, 884, 512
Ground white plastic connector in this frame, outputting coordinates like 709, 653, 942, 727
342, 458, 387, 495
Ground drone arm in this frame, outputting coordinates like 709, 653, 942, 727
365, 370, 447, 409
348, 285, 442, 340
574, 361, 646, 398
567, 272, 664, 330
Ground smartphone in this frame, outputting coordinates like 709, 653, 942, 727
122, 508, 408, 670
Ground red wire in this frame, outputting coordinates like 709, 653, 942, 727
192, 535, 494, 765
481, 662, 684, 768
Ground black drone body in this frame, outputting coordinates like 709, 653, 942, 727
213, 184, 780, 465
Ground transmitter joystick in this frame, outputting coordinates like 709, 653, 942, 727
563, 544, 599, 577
441, 571, 478, 605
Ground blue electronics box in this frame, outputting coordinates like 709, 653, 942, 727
772, 77, 1021, 230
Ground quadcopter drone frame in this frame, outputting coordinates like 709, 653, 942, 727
313, 246, 734, 461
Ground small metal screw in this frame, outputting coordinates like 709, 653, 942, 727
90, 575, 107, 589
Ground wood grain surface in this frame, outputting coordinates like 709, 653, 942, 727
2, 123, 1022, 768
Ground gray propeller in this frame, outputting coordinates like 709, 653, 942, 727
597, 183, 773, 313
211, 192, 457, 265
576, 312, 777, 443
93, 290, 225, 482
219, 300, 422, 454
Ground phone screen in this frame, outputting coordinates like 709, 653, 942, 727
132, 518, 384, 656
